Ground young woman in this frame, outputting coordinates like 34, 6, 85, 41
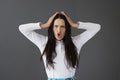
18, 11, 101, 80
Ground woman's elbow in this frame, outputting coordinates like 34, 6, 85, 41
18, 24, 26, 32
94, 23, 101, 31
96, 24, 101, 31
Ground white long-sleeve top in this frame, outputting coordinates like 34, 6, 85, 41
18, 21, 101, 78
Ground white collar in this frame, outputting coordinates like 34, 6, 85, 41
56, 40, 64, 44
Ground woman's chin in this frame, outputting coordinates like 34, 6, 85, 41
56, 39, 62, 41
56, 37, 63, 41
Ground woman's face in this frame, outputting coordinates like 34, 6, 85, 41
53, 18, 66, 41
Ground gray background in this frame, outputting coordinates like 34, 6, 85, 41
0, 0, 120, 80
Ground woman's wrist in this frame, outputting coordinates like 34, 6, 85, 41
40, 23, 49, 28
72, 22, 80, 28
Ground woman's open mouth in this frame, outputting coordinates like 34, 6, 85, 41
57, 33, 61, 38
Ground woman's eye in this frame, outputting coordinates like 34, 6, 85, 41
54, 25, 58, 27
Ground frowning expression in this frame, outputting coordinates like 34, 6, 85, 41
53, 18, 66, 41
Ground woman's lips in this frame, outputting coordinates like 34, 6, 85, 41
57, 33, 61, 37
56, 33, 63, 40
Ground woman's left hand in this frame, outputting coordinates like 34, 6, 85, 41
61, 11, 79, 28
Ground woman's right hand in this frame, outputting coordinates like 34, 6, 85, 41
40, 12, 59, 28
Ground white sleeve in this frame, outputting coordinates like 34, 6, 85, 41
72, 21, 101, 53
18, 22, 47, 52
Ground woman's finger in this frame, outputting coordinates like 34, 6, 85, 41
61, 11, 74, 26
61, 11, 68, 18
46, 12, 59, 27
51, 12, 59, 19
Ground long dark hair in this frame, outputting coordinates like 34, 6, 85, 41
40, 13, 79, 69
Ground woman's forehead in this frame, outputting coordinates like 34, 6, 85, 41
54, 18, 65, 25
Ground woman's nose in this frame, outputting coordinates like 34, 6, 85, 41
57, 27, 61, 32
